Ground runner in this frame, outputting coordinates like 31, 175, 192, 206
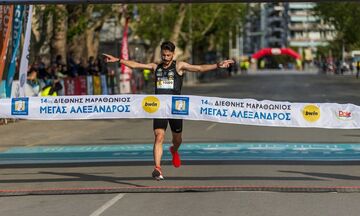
103, 41, 234, 180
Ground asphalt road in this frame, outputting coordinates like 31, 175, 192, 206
1, 71, 360, 216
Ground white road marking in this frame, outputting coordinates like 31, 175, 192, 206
89, 193, 125, 216
206, 123, 217, 131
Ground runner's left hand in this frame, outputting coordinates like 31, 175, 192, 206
217, 60, 235, 68
102, 53, 119, 63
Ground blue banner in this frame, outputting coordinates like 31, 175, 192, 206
6, 5, 24, 97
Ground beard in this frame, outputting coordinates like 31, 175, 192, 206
162, 59, 171, 64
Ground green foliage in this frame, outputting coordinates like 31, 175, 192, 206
65, 4, 114, 41
314, 3, 360, 50
35, 3, 246, 61
66, 5, 87, 41
34, 5, 68, 32
132, 3, 246, 52
34, 5, 109, 41
133, 4, 179, 47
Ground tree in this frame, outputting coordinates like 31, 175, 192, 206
31, 3, 246, 65
32, 5, 67, 63
32, 4, 122, 63
52, 5, 67, 61
67, 4, 118, 61
183, 4, 246, 61
132, 3, 246, 62
132, 4, 179, 62
314, 3, 360, 52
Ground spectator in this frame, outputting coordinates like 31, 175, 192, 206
87, 56, 98, 75
77, 58, 88, 76
35, 56, 47, 80
56, 54, 65, 67
27, 67, 40, 96
40, 82, 63, 96
67, 52, 77, 77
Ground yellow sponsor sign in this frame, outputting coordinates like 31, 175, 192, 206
142, 96, 160, 113
302, 104, 320, 122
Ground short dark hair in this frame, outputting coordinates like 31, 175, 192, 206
161, 41, 175, 52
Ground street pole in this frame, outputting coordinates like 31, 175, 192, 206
114, 20, 120, 94
189, 4, 196, 83
342, 40, 345, 63
229, 30, 233, 59
236, 24, 239, 59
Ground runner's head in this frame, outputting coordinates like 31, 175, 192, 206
160, 41, 175, 65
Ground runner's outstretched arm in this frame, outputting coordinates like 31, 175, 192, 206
102, 53, 157, 71
178, 59, 235, 73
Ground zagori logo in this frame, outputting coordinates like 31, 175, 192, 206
142, 96, 160, 113
302, 104, 320, 122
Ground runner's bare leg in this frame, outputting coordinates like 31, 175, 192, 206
154, 129, 165, 167
172, 132, 182, 151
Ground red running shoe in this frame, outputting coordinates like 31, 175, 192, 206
170, 146, 181, 168
152, 166, 164, 181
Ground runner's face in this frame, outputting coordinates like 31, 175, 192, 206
161, 49, 174, 65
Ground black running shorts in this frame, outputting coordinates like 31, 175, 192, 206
153, 119, 183, 133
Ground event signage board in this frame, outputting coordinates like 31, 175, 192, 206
0, 94, 358, 129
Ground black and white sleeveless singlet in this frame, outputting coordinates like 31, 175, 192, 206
154, 61, 183, 95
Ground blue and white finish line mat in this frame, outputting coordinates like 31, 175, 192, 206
1, 143, 360, 164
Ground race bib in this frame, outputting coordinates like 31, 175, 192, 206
157, 78, 174, 89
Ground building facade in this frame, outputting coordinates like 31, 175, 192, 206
265, 3, 289, 48
287, 2, 334, 61
242, 3, 263, 55
243, 2, 335, 60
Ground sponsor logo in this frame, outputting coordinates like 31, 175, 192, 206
172, 96, 189, 115
168, 71, 174, 80
11, 98, 29, 115
271, 48, 281, 55
302, 104, 320, 122
336, 110, 352, 120
156, 68, 163, 76
142, 96, 160, 113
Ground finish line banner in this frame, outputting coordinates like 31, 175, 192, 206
0, 94, 358, 129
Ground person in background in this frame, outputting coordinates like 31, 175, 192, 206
27, 67, 40, 96
40, 82, 63, 96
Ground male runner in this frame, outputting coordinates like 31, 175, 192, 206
103, 41, 234, 180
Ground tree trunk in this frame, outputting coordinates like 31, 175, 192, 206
68, 5, 117, 62
178, 41, 191, 61
51, 5, 67, 62
86, 28, 97, 59
69, 34, 86, 62
31, 6, 41, 44
31, 6, 43, 61
170, 4, 187, 60
85, 5, 113, 59
85, 5, 95, 59
67, 5, 85, 62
